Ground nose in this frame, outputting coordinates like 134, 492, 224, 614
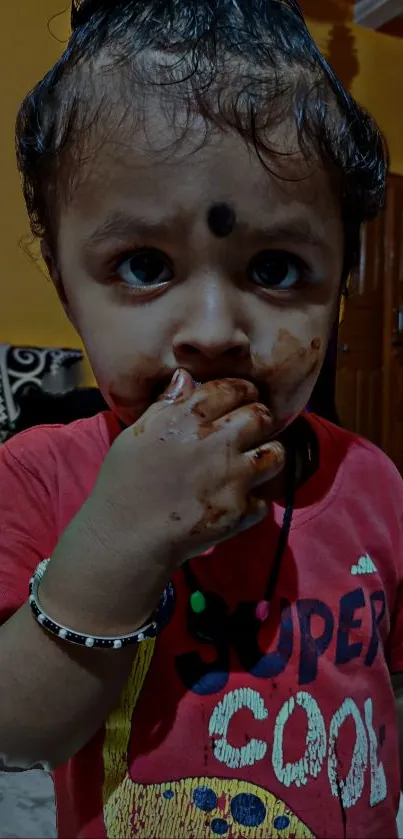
172, 276, 251, 365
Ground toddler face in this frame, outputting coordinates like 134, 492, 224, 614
52, 93, 343, 435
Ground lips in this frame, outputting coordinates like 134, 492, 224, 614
150, 376, 201, 402
151, 374, 269, 406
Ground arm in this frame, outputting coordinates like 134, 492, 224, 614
0, 375, 283, 770
0, 479, 170, 770
0, 436, 162, 771
0, 601, 136, 770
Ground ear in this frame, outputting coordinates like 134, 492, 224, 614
40, 240, 76, 327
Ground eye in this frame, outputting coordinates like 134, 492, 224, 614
117, 249, 174, 289
248, 250, 307, 291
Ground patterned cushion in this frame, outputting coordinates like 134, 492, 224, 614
0, 344, 83, 442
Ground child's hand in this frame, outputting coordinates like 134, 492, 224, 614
43, 369, 285, 634
91, 369, 285, 564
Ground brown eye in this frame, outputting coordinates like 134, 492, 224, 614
117, 249, 174, 288
248, 250, 305, 290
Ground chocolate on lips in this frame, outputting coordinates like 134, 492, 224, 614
152, 372, 270, 405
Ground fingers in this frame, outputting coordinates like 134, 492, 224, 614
243, 441, 286, 488
159, 374, 258, 424
161, 369, 196, 402
186, 378, 258, 422
214, 402, 273, 452
236, 495, 269, 533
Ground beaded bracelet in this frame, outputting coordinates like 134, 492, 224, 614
29, 559, 160, 650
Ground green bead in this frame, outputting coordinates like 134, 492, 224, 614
190, 591, 207, 614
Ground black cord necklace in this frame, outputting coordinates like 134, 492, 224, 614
183, 436, 302, 645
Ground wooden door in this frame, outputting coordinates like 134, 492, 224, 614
336, 174, 403, 474
336, 214, 385, 447
381, 175, 403, 475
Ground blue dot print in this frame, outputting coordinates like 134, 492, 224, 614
231, 793, 266, 827
273, 815, 290, 831
163, 790, 174, 800
211, 818, 229, 835
193, 786, 218, 812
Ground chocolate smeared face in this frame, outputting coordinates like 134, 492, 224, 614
206, 203, 237, 238
55, 93, 343, 431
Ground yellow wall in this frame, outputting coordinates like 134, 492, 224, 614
309, 21, 403, 176
0, 5, 79, 348
1, 4, 403, 383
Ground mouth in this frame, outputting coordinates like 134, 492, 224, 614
150, 374, 270, 405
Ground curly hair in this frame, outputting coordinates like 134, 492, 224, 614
16, 0, 388, 282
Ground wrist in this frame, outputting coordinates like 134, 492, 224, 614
41, 519, 171, 637
38, 555, 166, 638
30, 559, 164, 648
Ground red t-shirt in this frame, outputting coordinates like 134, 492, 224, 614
1, 412, 403, 839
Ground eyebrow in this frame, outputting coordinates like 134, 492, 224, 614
82, 212, 182, 252
82, 210, 332, 256
238, 218, 332, 256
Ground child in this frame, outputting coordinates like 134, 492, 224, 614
1, 0, 402, 837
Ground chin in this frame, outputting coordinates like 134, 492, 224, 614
100, 394, 149, 428
270, 419, 296, 442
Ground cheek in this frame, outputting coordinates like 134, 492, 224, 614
100, 358, 168, 425
67, 293, 167, 420
269, 330, 323, 392
255, 329, 325, 424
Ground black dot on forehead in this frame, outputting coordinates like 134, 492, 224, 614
207, 203, 237, 238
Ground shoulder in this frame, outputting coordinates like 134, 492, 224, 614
0, 412, 121, 521
0, 413, 122, 614
308, 413, 403, 512
0, 412, 120, 481
311, 413, 401, 479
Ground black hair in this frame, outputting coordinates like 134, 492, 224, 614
16, 0, 388, 284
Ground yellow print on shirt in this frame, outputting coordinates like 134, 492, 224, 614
101, 641, 314, 839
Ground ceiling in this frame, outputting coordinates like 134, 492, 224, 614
300, 0, 403, 37
378, 17, 403, 36
353, 0, 403, 36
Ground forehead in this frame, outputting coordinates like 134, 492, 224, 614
62, 91, 342, 246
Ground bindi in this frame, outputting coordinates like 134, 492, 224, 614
206, 203, 237, 238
